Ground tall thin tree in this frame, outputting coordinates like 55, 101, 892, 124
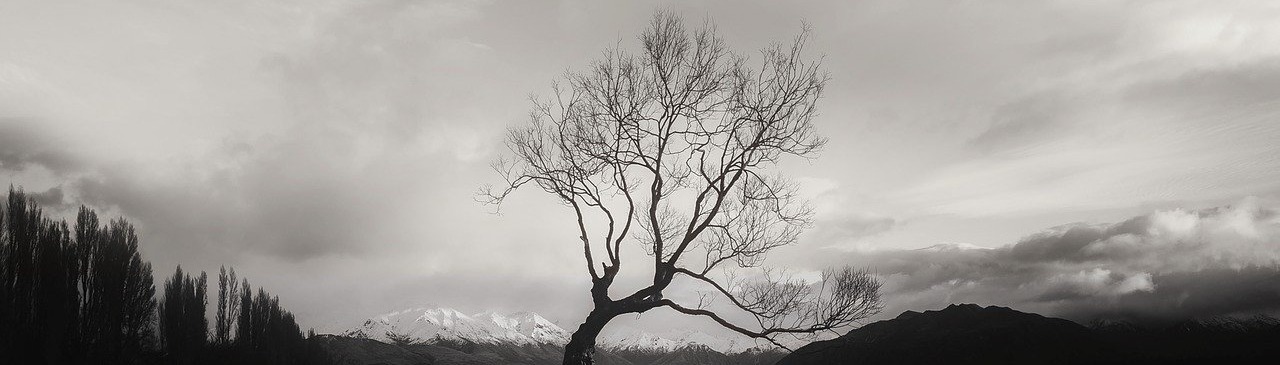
216, 265, 240, 345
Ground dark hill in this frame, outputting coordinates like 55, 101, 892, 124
777, 304, 1109, 365
777, 304, 1280, 365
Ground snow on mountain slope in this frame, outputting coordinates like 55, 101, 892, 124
598, 326, 786, 354
599, 331, 686, 352
475, 310, 572, 344
344, 306, 793, 354
343, 307, 570, 346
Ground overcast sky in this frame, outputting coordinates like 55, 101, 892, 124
3, 0, 1280, 336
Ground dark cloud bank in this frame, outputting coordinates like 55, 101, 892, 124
830, 197, 1280, 324
0, 120, 81, 175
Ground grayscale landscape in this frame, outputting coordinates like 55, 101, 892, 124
2, 1, 1279, 364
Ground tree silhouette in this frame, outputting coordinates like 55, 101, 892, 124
160, 266, 208, 364
78, 210, 157, 363
34, 217, 77, 363
2, 187, 80, 363
215, 265, 240, 345
1, 187, 314, 364
237, 279, 254, 354
482, 11, 882, 365
1, 188, 157, 364
230, 277, 307, 364
2, 186, 42, 356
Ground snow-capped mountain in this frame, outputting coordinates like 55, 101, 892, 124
598, 331, 686, 352
342, 306, 786, 354
343, 307, 571, 346
598, 328, 778, 354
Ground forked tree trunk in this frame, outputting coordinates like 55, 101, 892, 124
562, 309, 618, 365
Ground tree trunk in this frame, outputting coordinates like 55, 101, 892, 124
562, 309, 617, 365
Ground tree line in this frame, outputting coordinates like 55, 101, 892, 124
1, 186, 314, 364
161, 265, 311, 365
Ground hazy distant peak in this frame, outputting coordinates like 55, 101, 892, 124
913, 242, 993, 251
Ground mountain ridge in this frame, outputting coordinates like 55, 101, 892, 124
340, 306, 781, 355
342, 307, 572, 347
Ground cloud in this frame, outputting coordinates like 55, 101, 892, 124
966, 91, 1085, 153
1035, 268, 1154, 301
28, 185, 67, 209
37, 0, 498, 260
1053, 267, 1280, 322
808, 212, 896, 248
819, 197, 1280, 323
883, 2, 1280, 218
0, 119, 81, 175
266, 0, 484, 138
1124, 57, 1280, 110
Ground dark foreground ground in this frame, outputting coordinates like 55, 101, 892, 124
307, 335, 783, 365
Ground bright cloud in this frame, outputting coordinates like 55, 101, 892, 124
811, 197, 1280, 323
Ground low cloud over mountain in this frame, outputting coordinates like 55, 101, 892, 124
828, 197, 1280, 323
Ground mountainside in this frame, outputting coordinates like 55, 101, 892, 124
598, 328, 777, 354
778, 304, 1107, 365
342, 307, 774, 354
777, 303, 1280, 365
309, 334, 582, 365
1090, 315, 1280, 363
342, 307, 572, 346
332, 307, 786, 365
309, 334, 781, 365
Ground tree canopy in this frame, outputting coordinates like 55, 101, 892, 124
483, 10, 882, 365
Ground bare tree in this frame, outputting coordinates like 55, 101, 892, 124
482, 11, 882, 365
